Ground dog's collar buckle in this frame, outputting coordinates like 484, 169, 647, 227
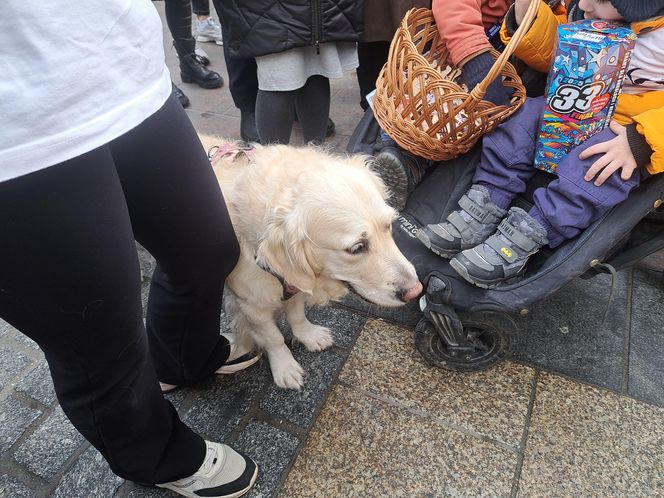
256, 260, 300, 300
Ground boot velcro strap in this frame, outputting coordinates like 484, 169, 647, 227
458, 194, 502, 224
485, 234, 519, 263
446, 211, 473, 238
497, 218, 539, 252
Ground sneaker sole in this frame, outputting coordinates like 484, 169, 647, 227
196, 35, 224, 45
372, 158, 409, 211
216, 353, 261, 374
449, 258, 493, 289
181, 73, 223, 89
159, 382, 180, 394
416, 229, 457, 259
449, 257, 526, 290
159, 463, 258, 498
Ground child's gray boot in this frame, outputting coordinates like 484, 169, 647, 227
417, 184, 506, 258
449, 207, 548, 289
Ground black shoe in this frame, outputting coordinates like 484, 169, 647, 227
372, 146, 431, 211
172, 82, 190, 108
240, 111, 259, 142
180, 53, 223, 89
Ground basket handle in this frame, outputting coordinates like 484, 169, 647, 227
467, 0, 540, 103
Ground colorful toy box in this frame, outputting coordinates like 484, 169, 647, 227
534, 20, 636, 173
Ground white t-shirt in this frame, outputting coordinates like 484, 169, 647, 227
0, 0, 172, 182
621, 28, 664, 94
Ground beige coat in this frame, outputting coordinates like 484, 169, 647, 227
362, 0, 431, 42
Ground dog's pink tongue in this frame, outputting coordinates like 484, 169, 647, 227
401, 281, 423, 303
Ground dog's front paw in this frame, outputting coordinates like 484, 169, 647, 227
293, 324, 335, 352
268, 345, 305, 389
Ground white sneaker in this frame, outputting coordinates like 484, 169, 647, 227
159, 333, 260, 393
157, 441, 258, 498
216, 333, 261, 374
195, 18, 223, 45
194, 46, 210, 66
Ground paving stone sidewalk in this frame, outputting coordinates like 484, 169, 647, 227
2, 5, 664, 497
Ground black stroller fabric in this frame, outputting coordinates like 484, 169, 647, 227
348, 108, 664, 314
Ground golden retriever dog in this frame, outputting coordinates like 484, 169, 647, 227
203, 137, 422, 389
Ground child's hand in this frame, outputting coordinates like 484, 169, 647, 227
514, 0, 531, 25
580, 121, 638, 186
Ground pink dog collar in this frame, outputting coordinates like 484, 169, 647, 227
207, 143, 256, 163
256, 259, 300, 301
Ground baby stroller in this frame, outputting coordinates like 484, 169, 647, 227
348, 108, 664, 372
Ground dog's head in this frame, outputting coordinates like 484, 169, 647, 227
255, 149, 422, 306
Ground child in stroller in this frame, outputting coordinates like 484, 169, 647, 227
416, 0, 664, 289
350, 0, 664, 371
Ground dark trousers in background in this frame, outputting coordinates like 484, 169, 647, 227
222, 44, 259, 113
473, 96, 644, 247
0, 95, 239, 484
214, 0, 259, 113
164, 0, 196, 55
191, 0, 209, 16
357, 41, 390, 110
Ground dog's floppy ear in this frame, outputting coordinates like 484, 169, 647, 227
256, 206, 317, 295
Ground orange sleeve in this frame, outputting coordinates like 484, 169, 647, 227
433, 0, 501, 66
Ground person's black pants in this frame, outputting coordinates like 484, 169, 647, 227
0, 94, 239, 484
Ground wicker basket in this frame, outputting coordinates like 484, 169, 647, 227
373, 0, 539, 161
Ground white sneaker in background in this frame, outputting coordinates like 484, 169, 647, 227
194, 46, 210, 66
195, 17, 223, 45
157, 441, 258, 498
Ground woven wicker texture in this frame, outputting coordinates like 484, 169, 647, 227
373, 0, 539, 161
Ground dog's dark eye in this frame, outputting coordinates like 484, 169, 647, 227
347, 242, 367, 255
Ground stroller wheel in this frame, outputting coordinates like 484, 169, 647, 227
415, 311, 515, 372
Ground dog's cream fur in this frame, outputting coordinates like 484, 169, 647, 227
203, 138, 422, 389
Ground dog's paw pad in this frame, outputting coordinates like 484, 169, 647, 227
295, 325, 334, 352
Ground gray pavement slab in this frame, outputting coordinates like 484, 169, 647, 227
14, 407, 84, 479
0, 347, 33, 391
0, 474, 34, 498
260, 349, 345, 429
15, 360, 57, 407
629, 269, 664, 405
234, 420, 301, 498
0, 395, 42, 454
181, 371, 266, 443
51, 446, 124, 498
513, 270, 631, 392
